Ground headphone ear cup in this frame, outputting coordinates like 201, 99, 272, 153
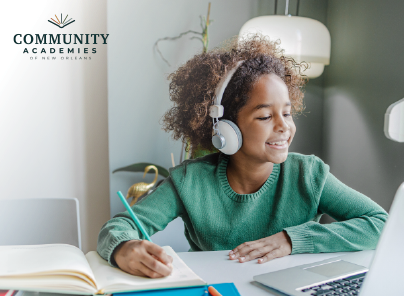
217, 119, 242, 155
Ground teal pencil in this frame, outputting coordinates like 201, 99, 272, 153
117, 191, 153, 242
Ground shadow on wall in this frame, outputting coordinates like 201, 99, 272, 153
81, 0, 110, 252
322, 89, 385, 224
324, 87, 399, 212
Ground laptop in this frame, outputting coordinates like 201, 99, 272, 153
253, 182, 404, 296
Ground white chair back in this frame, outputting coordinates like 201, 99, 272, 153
0, 198, 81, 249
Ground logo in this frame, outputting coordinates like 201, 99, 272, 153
48, 14, 75, 29
14, 14, 109, 61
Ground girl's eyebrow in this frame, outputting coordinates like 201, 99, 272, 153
253, 102, 291, 110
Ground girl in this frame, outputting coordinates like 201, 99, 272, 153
97, 34, 387, 279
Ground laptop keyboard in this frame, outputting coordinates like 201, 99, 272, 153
300, 272, 367, 295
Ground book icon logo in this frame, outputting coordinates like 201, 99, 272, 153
48, 14, 75, 29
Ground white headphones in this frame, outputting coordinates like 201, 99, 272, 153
209, 61, 244, 155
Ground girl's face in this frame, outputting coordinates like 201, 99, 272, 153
236, 73, 296, 164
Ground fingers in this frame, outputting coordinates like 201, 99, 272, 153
151, 254, 173, 265
141, 252, 173, 277
258, 248, 283, 264
229, 240, 264, 260
114, 240, 173, 278
230, 244, 283, 264
127, 261, 167, 278
145, 241, 172, 265
139, 241, 173, 276
228, 231, 292, 263
238, 245, 273, 262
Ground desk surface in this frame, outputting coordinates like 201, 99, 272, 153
178, 250, 374, 296
13, 250, 374, 296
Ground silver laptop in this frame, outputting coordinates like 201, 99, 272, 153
254, 182, 404, 296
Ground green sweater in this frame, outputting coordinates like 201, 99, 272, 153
97, 153, 388, 266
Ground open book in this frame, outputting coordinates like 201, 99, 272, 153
0, 244, 206, 295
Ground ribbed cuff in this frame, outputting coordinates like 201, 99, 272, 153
106, 233, 140, 267
284, 224, 314, 254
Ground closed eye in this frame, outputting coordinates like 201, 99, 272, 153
257, 114, 291, 120
257, 116, 271, 120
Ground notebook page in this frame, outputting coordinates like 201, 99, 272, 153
86, 246, 206, 293
0, 244, 97, 289
0, 275, 96, 294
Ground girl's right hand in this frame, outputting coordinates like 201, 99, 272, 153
113, 240, 173, 278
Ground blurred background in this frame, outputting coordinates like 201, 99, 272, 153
1, 0, 404, 253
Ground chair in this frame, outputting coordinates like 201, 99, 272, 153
0, 198, 81, 249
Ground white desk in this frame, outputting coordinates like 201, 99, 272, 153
13, 250, 374, 296
178, 250, 374, 296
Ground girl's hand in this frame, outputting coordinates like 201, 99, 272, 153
113, 240, 173, 278
229, 231, 292, 264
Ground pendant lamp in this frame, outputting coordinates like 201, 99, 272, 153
239, 0, 331, 78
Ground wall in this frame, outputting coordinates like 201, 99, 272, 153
324, 0, 404, 211
0, 0, 110, 253
107, 0, 328, 250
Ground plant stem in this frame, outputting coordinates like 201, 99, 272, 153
202, 3, 211, 53
184, 139, 191, 160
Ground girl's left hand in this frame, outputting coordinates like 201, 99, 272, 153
229, 231, 292, 264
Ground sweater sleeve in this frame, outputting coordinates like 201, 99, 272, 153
284, 157, 388, 254
96, 176, 185, 266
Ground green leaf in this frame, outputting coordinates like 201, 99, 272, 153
113, 163, 169, 178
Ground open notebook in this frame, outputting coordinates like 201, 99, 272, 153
0, 244, 206, 295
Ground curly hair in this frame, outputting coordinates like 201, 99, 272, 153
162, 33, 307, 156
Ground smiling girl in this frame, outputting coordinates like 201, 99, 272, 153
97, 34, 387, 278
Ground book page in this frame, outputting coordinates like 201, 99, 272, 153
0, 275, 95, 295
86, 246, 206, 294
0, 244, 97, 291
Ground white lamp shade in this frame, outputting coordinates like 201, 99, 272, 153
239, 15, 331, 78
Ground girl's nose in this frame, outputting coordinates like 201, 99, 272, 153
274, 114, 290, 132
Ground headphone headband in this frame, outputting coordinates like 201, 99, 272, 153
209, 60, 244, 118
